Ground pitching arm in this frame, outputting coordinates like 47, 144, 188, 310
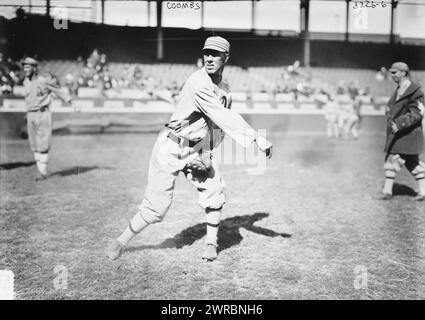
194, 83, 272, 157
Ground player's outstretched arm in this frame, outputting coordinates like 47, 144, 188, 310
195, 83, 265, 150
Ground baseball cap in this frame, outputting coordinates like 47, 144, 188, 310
22, 57, 38, 66
389, 62, 409, 73
202, 36, 230, 53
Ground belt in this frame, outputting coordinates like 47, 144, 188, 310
167, 131, 200, 148
28, 105, 49, 112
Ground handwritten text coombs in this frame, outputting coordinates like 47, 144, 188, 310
167, 2, 201, 10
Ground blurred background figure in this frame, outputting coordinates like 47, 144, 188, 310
323, 93, 340, 138
64, 73, 78, 97
128, 65, 144, 90
0, 69, 13, 96
335, 87, 359, 140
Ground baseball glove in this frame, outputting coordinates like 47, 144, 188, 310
187, 151, 212, 174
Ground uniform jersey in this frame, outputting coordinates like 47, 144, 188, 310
23, 74, 70, 111
168, 68, 256, 149
335, 94, 354, 114
324, 100, 339, 120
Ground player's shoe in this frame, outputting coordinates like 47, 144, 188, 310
35, 173, 48, 181
202, 244, 218, 262
105, 240, 125, 260
375, 192, 393, 200
414, 194, 425, 202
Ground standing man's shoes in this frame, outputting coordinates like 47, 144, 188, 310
375, 192, 393, 200
35, 173, 48, 181
202, 244, 218, 262
414, 194, 425, 202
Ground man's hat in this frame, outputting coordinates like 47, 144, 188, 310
202, 36, 230, 53
22, 57, 38, 66
389, 62, 409, 73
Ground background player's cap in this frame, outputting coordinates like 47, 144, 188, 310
22, 57, 38, 66
389, 62, 409, 73
202, 36, 230, 53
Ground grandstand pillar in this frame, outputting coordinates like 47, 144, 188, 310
156, 0, 164, 61
101, 0, 105, 24
390, 0, 398, 44
251, 0, 257, 32
201, 0, 205, 29
300, 0, 310, 67
345, 0, 350, 42
46, 0, 50, 17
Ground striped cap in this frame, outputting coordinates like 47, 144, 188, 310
22, 57, 38, 66
389, 61, 409, 73
202, 36, 230, 53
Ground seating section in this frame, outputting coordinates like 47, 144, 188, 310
28, 60, 425, 99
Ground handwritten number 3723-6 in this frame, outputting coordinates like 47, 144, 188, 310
353, 1, 387, 9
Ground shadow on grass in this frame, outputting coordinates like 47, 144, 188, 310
50, 165, 115, 177
0, 161, 36, 170
127, 212, 291, 254
392, 183, 417, 197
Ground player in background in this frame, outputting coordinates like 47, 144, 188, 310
335, 87, 356, 139
322, 93, 340, 138
378, 62, 425, 201
344, 97, 360, 140
106, 36, 273, 262
22, 57, 73, 180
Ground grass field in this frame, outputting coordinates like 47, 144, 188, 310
1, 130, 425, 300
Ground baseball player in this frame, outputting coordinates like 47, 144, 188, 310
22, 57, 73, 181
344, 97, 360, 140
322, 94, 340, 138
106, 36, 273, 262
335, 88, 355, 139
379, 62, 425, 201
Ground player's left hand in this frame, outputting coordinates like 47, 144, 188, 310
417, 101, 425, 116
187, 151, 212, 173
391, 121, 399, 134
256, 136, 273, 159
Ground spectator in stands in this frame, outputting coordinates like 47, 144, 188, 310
101, 68, 116, 94
347, 81, 359, 100
77, 66, 94, 88
197, 57, 204, 69
287, 60, 300, 76
76, 56, 85, 69
272, 84, 284, 96
87, 49, 100, 70
0, 69, 13, 96
96, 53, 107, 73
64, 73, 78, 97
0, 53, 6, 73
376, 69, 385, 81
168, 80, 181, 103
128, 66, 144, 90
143, 75, 156, 97
242, 82, 252, 101
117, 76, 129, 89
